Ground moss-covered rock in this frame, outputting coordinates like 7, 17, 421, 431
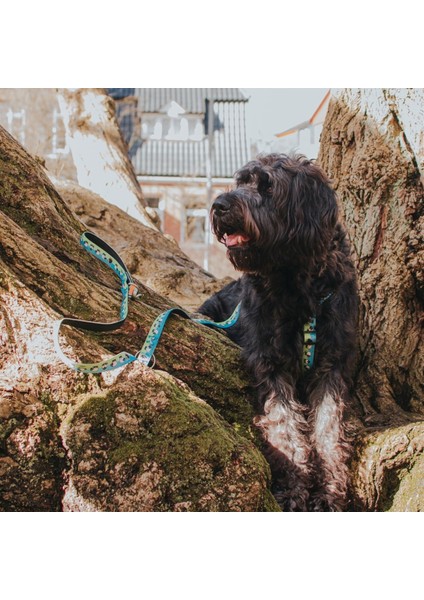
0, 393, 67, 512
62, 365, 280, 512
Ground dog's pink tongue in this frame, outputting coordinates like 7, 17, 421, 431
224, 233, 249, 247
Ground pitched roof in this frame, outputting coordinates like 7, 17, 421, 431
132, 88, 249, 178
135, 139, 207, 177
134, 135, 249, 179
275, 89, 331, 138
136, 88, 247, 114
107, 88, 136, 100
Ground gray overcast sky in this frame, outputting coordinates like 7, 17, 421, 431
240, 88, 329, 142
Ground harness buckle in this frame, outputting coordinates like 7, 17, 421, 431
129, 283, 140, 299
135, 351, 156, 368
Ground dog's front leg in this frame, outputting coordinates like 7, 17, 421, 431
308, 374, 351, 511
254, 374, 313, 511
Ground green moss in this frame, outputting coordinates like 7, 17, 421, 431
187, 374, 259, 443
0, 204, 42, 236
76, 393, 116, 435
40, 391, 60, 427
0, 417, 21, 450
263, 489, 282, 512
69, 375, 274, 511
380, 469, 403, 511
0, 408, 68, 512
109, 440, 147, 465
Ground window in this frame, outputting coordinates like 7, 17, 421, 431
180, 117, 189, 139
181, 207, 210, 245
189, 118, 203, 141
6, 108, 26, 145
165, 116, 179, 140
145, 197, 164, 226
142, 113, 204, 142
50, 108, 69, 155
151, 119, 163, 140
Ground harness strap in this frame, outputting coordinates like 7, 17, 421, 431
302, 292, 333, 372
53, 231, 240, 374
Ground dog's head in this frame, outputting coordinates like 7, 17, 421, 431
211, 153, 338, 273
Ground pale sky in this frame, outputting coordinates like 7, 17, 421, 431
240, 88, 329, 143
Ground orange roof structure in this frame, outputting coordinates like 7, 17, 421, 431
275, 89, 331, 138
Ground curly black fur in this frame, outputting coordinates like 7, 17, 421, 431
199, 154, 359, 511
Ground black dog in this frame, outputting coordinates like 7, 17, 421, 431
199, 153, 358, 511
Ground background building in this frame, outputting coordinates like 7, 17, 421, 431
117, 88, 250, 275
242, 88, 330, 159
0, 88, 76, 180
274, 90, 330, 158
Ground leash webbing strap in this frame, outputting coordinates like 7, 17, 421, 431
135, 303, 241, 367
53, 231, 142, 374
53, 231, 240, 374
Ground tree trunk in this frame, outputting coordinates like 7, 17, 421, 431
318, 88, 424, 510
56, 88, 157, 230
0, 124, 278, 511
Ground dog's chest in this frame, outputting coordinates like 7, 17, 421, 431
240, 287, 305, 359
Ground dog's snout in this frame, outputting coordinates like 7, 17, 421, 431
212, 195, 231, 215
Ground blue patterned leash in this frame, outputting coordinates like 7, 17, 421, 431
53, 231, 240, 374
54, 231, 328, 374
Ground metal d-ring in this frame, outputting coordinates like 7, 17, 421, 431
135, 351, 156, 368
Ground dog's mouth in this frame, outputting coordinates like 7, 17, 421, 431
222, 232, 251, 248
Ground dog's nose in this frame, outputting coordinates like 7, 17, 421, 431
212, 195, 231, 215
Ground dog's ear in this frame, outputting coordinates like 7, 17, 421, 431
283, 163, 338, 257
235, 160, 278, 195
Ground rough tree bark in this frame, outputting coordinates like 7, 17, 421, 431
0, 124, 278, 511
318, 88, 424, 511
57, 88, 157, 229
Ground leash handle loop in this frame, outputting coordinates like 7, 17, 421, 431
54, 232, 140, 373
